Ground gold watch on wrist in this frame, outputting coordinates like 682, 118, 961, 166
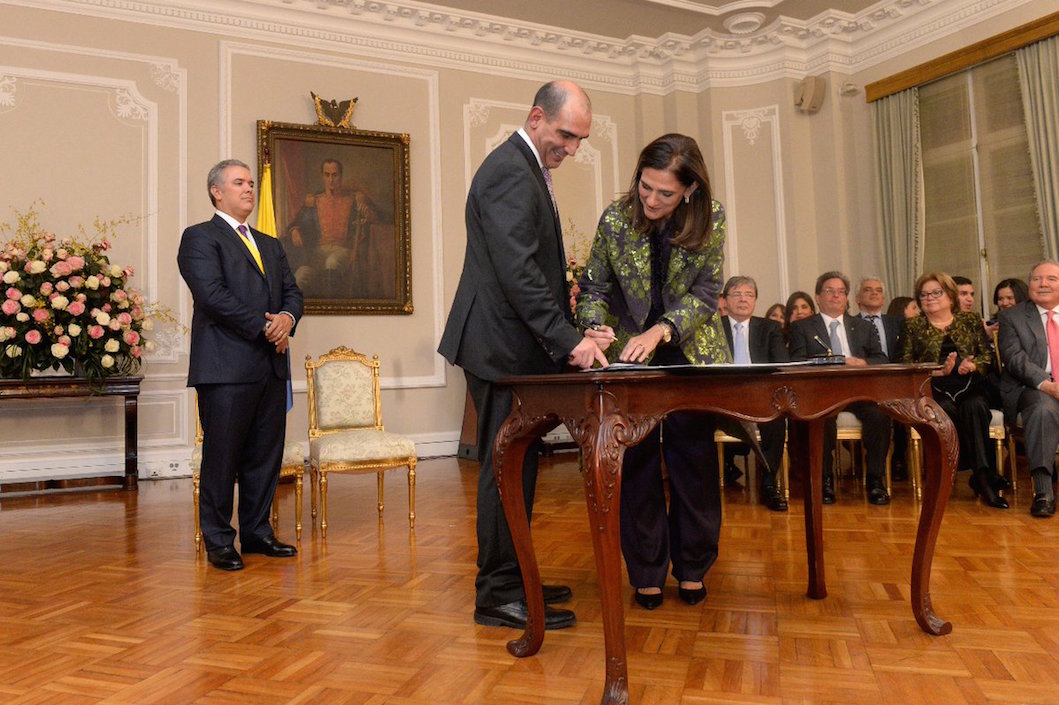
658, 320, 673, 344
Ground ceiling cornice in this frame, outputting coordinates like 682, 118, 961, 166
2, 0, 1040, 93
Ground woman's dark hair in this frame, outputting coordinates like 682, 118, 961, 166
887, 296, 915, 318
620, 133, 714, 251
992, 278, 1029, 307
765, 302, 786, 325
783, 291, 815, 329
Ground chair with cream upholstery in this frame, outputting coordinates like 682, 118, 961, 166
834, 411, 894, 494
191, 409, 306, 553
305, 346, 418, 538
714, 426, 790, 501
908, 409, 1009, 500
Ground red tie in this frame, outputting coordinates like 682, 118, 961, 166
1048, 311, 1059, 381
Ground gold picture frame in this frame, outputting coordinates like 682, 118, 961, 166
257, 120, 412, 315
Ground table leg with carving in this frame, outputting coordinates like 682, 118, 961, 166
123, 391, 139, 490
880, 396, 956, 635
790, 417, 828, 599
494, 400, 553, 659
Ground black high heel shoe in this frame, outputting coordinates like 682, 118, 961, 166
970, 470, 1009, 509
677, 582, 707, 606
634, 588, 663, 610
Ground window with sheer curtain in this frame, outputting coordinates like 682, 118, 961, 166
919, 55, 1042, 313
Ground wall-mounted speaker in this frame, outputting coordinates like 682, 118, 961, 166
795, 76, 826, 114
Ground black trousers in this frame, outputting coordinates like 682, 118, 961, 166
196, 375, 286, 552
465, 370, 541, 609
822, 402, 892, 482
933, 386, 995, 473
619, 412, 721, 588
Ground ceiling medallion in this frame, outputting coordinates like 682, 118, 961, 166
723, 12, 765, 36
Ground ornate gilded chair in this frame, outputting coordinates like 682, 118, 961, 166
304, 346, 418, 538
191, 408, 306, 552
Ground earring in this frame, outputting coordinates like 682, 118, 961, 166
684, 193, 691, 204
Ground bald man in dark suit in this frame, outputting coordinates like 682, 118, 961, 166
439, 81, 607, 630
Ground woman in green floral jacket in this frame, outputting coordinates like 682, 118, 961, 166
576, 133, 730, 610
902, 271, 1008, 508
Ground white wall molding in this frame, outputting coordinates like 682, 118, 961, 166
5, 0, 1040, 95
722, 104, 790, 296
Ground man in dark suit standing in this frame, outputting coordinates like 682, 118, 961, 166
178, 159, 304, 571
789, 271, 892, 505
720, 275, 789, 511
439, 81, 608, 630
998, 260, 1059, 517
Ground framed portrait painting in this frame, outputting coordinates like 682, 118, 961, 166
256, 120, 412, 315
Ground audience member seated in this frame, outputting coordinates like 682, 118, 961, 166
720, 275, 789, 512
998, 261, 1059, 518
783, 291, 815, 347
952, 275, 978, 314
765, 302, 786, 327
903, 271, 1007, 508
855, 277, 902, 362
887, 295, 920, 320
788, 271, 892, 505
985, 277, 1029, 406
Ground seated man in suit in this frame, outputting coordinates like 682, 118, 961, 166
721, 275, 789, 511
789, 271, 893, 505
855, 276, 908, 481
998, 260, 1059, 518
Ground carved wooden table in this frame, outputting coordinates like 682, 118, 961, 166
494, 363, 956, 705
0, 375, 142, 490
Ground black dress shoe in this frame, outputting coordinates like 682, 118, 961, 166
891, 461, 908, 482
542, 584, 572, 605
988, 473, 1012, 493
970, 471, 1009, 509
207, 546, 244, 571
1030, 493, 1056, 518
866, 478, 890, 506
633, 588, 663, 610
822, 473, 836, 505
241, 535, 297, 557
760, 484, 788, 512
677, 584, 707, 606
474, 600, 576, 629
723, 462, 743, 485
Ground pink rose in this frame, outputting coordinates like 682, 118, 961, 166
1, 299, 19, 315
117, 312, 132, 325
108, 319, 121, 331
59, 335, 71, 346
32, 308, 50, 323
67, 301, 86, 316
39, 281, 54, 295
88, 325, 105, 339
66, 256, 85, 271
49, 261, 72, 277
130, 345, 142, 359
5, 287, 19, 300
111, 290, 128, 303
68, 276, 84, 289
56, 281, 70, 292
123, 330, 141, 345
25, 330, 41, 345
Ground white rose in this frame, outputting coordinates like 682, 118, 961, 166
85, 275, 100, 290
51, 343, 69, 359
0, 261, 7, 273
26, 260, 46, 274
2, 270, 19, 284
68, 323, 82, 336
110, 264, 124, 278
20, 294, 35, 307
142, 318, 154, 331
0, 329, 7, 342
15, 312, 29, 322
50, 295, 69, 311
101, 354, 115, 368
105, 338, 120, 353
5, 345, 22, 358
95, 311, 111, 326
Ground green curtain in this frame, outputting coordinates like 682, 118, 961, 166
1017, 35, 1059, 261
872, 88, 923, 297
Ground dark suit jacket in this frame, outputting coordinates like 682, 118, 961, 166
438, 133, 581, 381
998, 300, 1052, 420
788, 313, 888, 364
177, 214, 303, 386
722, 316, 789, 363
860, 312, 902, 361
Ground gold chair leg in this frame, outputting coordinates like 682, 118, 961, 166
295, 472, 303, 542
912, 437, 923, 501
320, 471, 328, 540
716, 442, 725, 489
407, 460, 417, 529
310, 462, 319, 520
377, 472, 385, 518
270, 496, 279, 531
1007, 435, 1018, 493
193, 474, 202, 553
781, 446, 790, 501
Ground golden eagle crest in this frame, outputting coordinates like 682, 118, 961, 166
311, 92, 357, 129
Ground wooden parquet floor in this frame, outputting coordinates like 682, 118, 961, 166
2, 455, 1059, 704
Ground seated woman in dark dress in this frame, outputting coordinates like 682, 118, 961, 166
902, 271, 1007, 508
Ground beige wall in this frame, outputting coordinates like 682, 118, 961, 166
0, 0, 1051, 481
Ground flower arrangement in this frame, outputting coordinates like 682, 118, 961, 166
0, 206, 154, 383
564, 218, 592, 314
